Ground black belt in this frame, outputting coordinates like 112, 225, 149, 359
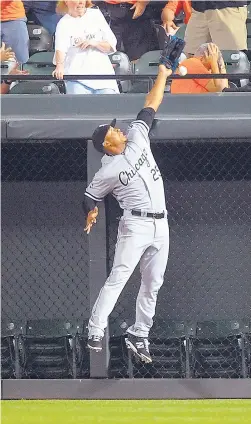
131, 210, 165, 219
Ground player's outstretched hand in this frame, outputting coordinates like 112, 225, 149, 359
84, 206, 99, 235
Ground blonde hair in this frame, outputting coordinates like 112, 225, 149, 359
56, 1, 93, 15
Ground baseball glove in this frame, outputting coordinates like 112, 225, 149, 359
159, 35, 186, 72
84, 206, 99, 235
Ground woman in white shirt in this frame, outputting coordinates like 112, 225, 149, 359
53, 1, 119, 94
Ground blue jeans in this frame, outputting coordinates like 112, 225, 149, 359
66, 81, 117, 95
1, 19, 29, 64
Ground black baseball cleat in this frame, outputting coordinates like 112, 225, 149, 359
87, 335, 103, 352
125, 334, 152, 363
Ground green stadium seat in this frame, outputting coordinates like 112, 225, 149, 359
191, 319, 245, 379
27, 23, 53, 56
72, 320, 90, 379
108, 319, 134, 379
22, 52, 65, 93
221, 50, 250, 87
132, 50, 186, 93
131, 320, 194, 379
23, 51, 54, 75
23, 51, 131, 94
176, 23, 187, 40
26, 319, 76, 337
22, 319, 77, 379
10, 81, 61, 95
1, 320, 26, 337
1, 321, 25, 379
109, 51, 132, 93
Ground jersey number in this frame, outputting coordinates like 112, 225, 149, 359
151, 165, 161, 181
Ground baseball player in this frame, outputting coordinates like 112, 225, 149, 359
83, 36, 185, 363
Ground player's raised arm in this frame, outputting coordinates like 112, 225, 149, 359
143, 65, 172, 112
144, 35, 185, 112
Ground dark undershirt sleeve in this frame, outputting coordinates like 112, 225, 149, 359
82, 196, 97, 217
136, 107, 156, 131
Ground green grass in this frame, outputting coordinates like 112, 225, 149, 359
2, 399, 251, 424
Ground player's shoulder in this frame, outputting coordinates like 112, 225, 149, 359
126, 120, 150, 143
130, 119, 150, 132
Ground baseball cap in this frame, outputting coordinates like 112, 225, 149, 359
92, 119, 116, 153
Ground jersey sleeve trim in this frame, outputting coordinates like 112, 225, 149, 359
85, 191, 103, 202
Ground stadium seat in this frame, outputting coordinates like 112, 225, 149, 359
10, 81, 61, 95
73, 320, 90, 378
1, 321, 25, 379
221, 50, 250, 87
132, 319, 195, 378
1, 60, 16, 76
132, 50, 186, 93
23, 52, 65, 93
22, 319, 76, 379
27, 23, 54, 56
109, 51, 132, 93
191, 320, 245, 378
175, 23, 187, 40
108, 318, 134, 378
23, 51, 54, 75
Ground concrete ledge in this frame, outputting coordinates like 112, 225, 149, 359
2, 379, 251, 400
2, 93, 251, 140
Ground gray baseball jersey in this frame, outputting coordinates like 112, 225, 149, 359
85, 119, 167, 213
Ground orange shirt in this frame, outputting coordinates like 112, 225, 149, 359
164, 0, 192, 24
171, 58, 212, 94
0, 0, 26, 21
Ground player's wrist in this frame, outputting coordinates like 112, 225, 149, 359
158, 65, 172, 77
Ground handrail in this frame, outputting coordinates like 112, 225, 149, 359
1, 73, 251, 81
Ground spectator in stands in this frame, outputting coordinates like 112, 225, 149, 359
23, 1, 62, 35
161, 0, 192, 33
102, 1, 159, 61
0, 0, 29, 64
183, 1, 248, 56
1, 43, 29, 94
171, 43, 229, 94
53, 1, 119, 95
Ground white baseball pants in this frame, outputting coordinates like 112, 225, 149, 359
88, 213, 169, 338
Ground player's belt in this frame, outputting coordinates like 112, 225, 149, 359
131, 210, 165, 219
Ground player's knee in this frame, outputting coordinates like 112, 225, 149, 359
142, 275, 164, 290
139, 288, 159, 299
105, 269, 130, 288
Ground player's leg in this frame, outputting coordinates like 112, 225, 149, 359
87, 217, 154, 351
126, 219, 169, 362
